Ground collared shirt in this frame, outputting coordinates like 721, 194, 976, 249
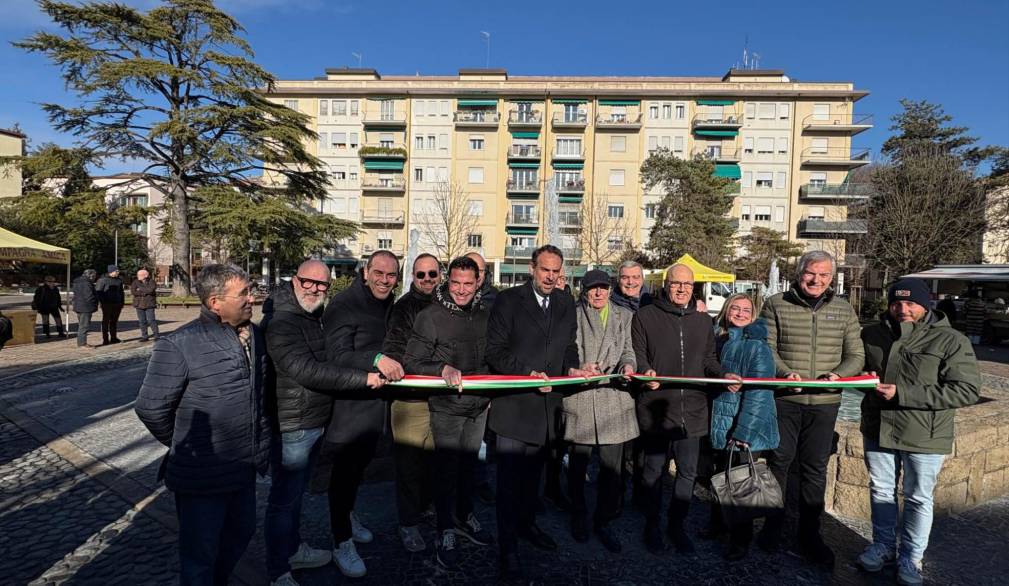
534, 289, 549, 313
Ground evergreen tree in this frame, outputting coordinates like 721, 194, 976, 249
734, 227, 805, 282
882, 99, 995, 168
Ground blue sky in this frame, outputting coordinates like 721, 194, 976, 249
1, 0, 1007, 172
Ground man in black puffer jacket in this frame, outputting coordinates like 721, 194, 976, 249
404, 256, 495, 568
71, 269, 98, 348
96, 264, 125, 345
261, 259, 385, 584
135, 264, 269, 585
321, 250, 404, 578
631, 263, 739, 555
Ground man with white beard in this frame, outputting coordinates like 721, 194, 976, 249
261, 259, 385, 586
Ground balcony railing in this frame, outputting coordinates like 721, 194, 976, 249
691, 113, 744, 128
506, 212, 539, 226
361, 211, 405, 224
361, 175, 406, 192
554, 178, 586, 193
595, 113, 642, 129
558, 215, 582, 228
506, 179, 540, 196
552, 148, 585, 160
801, 147, 871, 167
507, 145, 542, 159
552, 111, 589, 127
453, 110, 500, 126
363, 243, 405, 256
799, 182, 874, 199
505, 245, 536, 258
358, 144, 407, 159
508, 110, 543, 126
691, 147, 741, 162
798, 218, 868, 235
803, 112, 873, 134
362, 112, 407, 125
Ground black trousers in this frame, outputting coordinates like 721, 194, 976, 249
641, 434, 700, 527
567, 442, 624, 528
763, 400, 839, 540
325, 436, 379, 544
39, 310, 64, 336
496, 434, 546, 556
431, 409, 487, 530
175, 484, 256, 586
100, 302, 123, 343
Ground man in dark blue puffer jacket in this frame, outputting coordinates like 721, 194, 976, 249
136, 264, 270, 586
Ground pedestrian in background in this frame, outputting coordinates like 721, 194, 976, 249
131, 268, 160, 342
71, 268, 98, 348
33, 275, 67, 338
96, 264, 125, 345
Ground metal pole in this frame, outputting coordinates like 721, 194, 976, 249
114, 228, 118, 266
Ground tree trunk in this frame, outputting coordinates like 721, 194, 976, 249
170, 179, 192, 298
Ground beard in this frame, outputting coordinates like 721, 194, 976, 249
297, 294, 325, 313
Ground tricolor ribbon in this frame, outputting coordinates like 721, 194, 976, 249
387, 373, 880, 390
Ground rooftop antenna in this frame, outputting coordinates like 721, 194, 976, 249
352, 52, 363, 68
480, 31, 491, 68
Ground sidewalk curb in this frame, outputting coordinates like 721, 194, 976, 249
0, 394, 263, 585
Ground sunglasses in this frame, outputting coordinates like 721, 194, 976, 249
416, 270, 439, 280
295, 275, 330, 291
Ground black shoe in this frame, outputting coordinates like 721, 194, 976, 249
517, 523, 557, 551
595, 525, 622, 554
723, 542, 749, 561
110, 338, 122, 344
643, 523, 665, 555
756, 529, 780, 554
435, 530, 459, 569
499, 552, 525, 582
667, 525, 695, 554
798, 536, 835, 568
698, 524, 726, 540
571, 514, 590, 543
477, 482, 496, 505
543, 487, 572, 512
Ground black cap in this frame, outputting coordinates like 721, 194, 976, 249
888, 278, 931, 309
581, 269, 611, 290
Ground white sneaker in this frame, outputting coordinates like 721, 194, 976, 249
288, 541, 331, 570
270, 572, 299, 586
351, 511, 374, 544
897, 557, 923, 585
857, 542, 896, 572
333, 539, 367, 578
399, 524, 426, 552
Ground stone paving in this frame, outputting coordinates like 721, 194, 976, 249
0, 341, 1007, 584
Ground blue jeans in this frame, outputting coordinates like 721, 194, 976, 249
175, 484, 257, 586
863, 436, 945, 563
136, 307, 159, 339
265, 427, 325, 580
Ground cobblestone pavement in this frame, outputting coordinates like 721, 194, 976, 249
0, 345, 1007, 584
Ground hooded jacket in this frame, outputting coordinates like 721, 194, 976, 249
71, 276, 98, 313
262, 281, 370, 433
631, 296, 724, 438
710, 320, 779, 451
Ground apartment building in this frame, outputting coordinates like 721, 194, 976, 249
0, 128, 26, 199
268, 68, 871, 285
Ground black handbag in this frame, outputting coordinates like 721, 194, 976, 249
710, 445, 784, 525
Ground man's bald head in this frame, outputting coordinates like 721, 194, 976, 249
665, 263, 695, 307
298, 259, 330, 281
293, 259, 331, 313
465, 252, 487, 286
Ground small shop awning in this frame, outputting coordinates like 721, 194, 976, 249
599, 99, 640, 106
0, 227, 70, 265
457, 99, 497, 107
559, 196, 583, 204
695, 129, 739, 137
510, 131, 540, 139
363, 160, 404, 171
696, 99, 736, 106
902, 265, 1009, 282
508, 162, 540, 169
714, 164, 741, 179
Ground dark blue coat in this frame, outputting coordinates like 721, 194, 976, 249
135, 307, 271, 494
710, 319, 779, 452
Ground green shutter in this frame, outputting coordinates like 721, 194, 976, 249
362, 161, 405, 171
510, 131, 540, 138
599, 99, 641, 106
553, 98, 588, 104
457, 99, 498, 107
558, 196, 584, 204
696, 99, 736, 106
508, 162, 540, 169
714, 164, 741, 179
553, 162, 584, 170
694, 129, 739, 137
506, 227, 539, 235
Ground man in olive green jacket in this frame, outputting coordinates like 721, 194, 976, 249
758, 251, 863, 567
856, 278, 979, 585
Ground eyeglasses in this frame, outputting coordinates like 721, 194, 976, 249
295, 275, 330, 291
667, 281, 695, 290
727, 306, 753, 315
416, 270, 439, 280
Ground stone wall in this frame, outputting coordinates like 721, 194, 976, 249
827, 376, 1009, 520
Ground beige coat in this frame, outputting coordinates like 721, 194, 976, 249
562, 301, 639, 445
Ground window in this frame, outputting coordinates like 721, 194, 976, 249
440, 100, 450, 116
438, 167, 448, 182
414, 168, 424, 182
555, 170, 581, 188
438, 134, 448, 149
379, 99, 395, 119
813, 103, 830, 121
556, 137, 582, 156
469, 135, 485, 150
426, 135, 436, 150
774, 172, 786, 189
334, 100, 347, 116
333, 167, 346, 180
675, 103, 685, 119
415, 101, 426, 116
350, 100, 359, 116
644, 203, 658, 219
415, 136, 424, 149
662, 136, 672, 149
663, 103, 672, 119
756, 172, 773, 188
774, 206, 785, 223
318, 132, 328, 150
741, 205, 751, 220
742, 171, 753, 188
757, 138, 774, 154
610, 105, 627, 122
777, 138, 788, 154
811, 138, 829, 154
809, 172, 827, 187
672, 136, 683, 157
349, 133, 359, 148
705, 105, 724, 122
379, 133, 394, 148
608, 237, 623, 251
426, 166, 435, 181
607, 204, 624, 219
559, 210, 580, 225
284, 99, 298, 111
378, 237, 393, 249
511, 204, 535, 222
512, 168, 538, 187
779, 103, 790, 119
808, 206, 825, 220
467, 233, 483, 248
745, 103, 756, 119
563, 104, 584, 123
743, 137, 754, 154
468, 167, 484, 184
319, 100, 328, 116
609, 169, 625, 186
511, 235, 535, 248
610, 135, 626, 152
467, 201, 484, 217
349, 167, 358, 181
649, 104, 659, 119
332, 132, 347, 148
758, 103, 775, 119
648, 136, 658, 152
755, 206, 771, 221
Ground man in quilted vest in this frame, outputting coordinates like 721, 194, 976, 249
758, 250, 864, 568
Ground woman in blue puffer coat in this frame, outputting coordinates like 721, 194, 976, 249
709, 293, 779, 561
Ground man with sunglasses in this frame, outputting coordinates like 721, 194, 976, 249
262, 259, 386, 586
382, 253, 442, 553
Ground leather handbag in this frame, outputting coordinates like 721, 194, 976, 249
710, 445, 784, 525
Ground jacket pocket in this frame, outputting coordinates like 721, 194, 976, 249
930, 410, 954, 440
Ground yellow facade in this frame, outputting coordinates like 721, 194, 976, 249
267, 68, 870, 284
0, 130, 25, 200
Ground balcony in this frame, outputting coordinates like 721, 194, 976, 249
798, 218, 869, 235
561, 246, 583, 260
552, 111, 588, 129
358, 144, 407, 159
801, 147, 871, 168
558, 214, 582, 229
803, 113, 873, 135
362, 243, 406, 256
507, 144, 542, 160
360, 211, 405, 225
361, 175, 406, 193
506, 212, 539, 228
554, 178, 586, 195
507, 110, 543, 128
505, 245, 536, 258
691, 112, 743, 130
691, 147, 741, 163
552, 148, 585, 161
595, 113, 642, 130
506, 179, 540, 198
453, 110, 500, 127
362, 112, 407, 127
799, 182, 874, 200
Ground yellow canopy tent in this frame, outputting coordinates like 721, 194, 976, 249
0, 227, 72, 333
671, 254, 735, 283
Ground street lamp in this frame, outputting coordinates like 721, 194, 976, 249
247, 239, 259, 275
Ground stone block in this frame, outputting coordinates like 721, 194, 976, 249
837, 456, 870, 487
982, 469, 1007, 502
985, 446, 1009, 473
953, 424, 996, 456
967, 452, 987, 506
935, 481, 968, 513
832, 481, 871, 521
938, 455, 971, 485
844, 432, 864, 457
824, 455, 837, 512
999, 423, 1009, 445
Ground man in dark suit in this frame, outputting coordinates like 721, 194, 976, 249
486, 244, 589, 581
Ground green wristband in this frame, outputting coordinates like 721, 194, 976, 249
373, 353, 383, 368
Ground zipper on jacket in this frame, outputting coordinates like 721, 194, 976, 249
679, 322, 686, 429
810, 312, 818, 379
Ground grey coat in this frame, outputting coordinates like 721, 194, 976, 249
562, 301, 639, 445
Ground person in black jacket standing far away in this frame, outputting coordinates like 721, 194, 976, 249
404, 255, 495, 569
33, 275, 67, 338
485, 244, 591, 582
632, 263, 741, 556
135, 264, 269, 586
262, 259, 386, 586
96, 264, 125, 345
71, 268, 98, 348
321, 250, 404, 578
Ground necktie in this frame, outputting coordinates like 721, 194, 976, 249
541, 296, 550, 317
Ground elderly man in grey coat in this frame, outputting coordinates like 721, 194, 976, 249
562, 269, 638, 553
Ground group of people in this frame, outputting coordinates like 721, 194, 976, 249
134, 247, 981, 586
35, 264, 160, 347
